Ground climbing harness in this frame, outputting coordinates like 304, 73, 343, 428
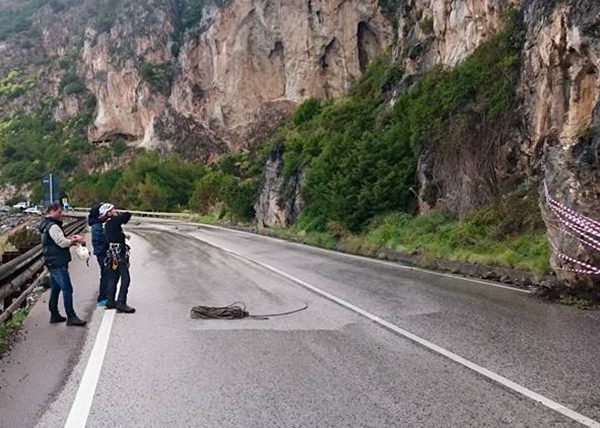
105, 243, 130, 271
190, 302, 309, 320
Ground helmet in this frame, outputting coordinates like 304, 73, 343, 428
99, 203, 114, 217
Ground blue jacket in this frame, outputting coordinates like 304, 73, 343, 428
88, 208, 108, 257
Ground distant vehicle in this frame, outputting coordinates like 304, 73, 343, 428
13, 201, 30, 210
23, 206, 42, 215
0, 205, 10, 212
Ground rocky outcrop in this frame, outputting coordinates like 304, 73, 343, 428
171, 0, 391, 148
75, 0, 390, 153
522, 0, 600, 294
388, 0, 525, 215
254, 142, 304, 228
394, 0, 519, 73
81, 2, 174, 149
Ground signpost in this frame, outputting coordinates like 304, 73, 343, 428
42, 173, 60, 206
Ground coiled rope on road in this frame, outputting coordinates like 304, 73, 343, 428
190, 302, 308, 320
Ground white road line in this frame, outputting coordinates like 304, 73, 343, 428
64, 310, 115, 428
191, 234, 600, 428
196, 223, 532, 294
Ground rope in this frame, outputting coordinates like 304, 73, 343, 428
190, 302, 308, 320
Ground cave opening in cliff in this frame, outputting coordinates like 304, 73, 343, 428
99, 133, 137, 144
357, 22, 380, 72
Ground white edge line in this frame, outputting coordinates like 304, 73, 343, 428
191, 234, 599, 428
193, 223, 532, 294
64, 310, 115, 428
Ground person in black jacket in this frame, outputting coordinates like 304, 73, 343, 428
39, 203, 87, 326
88, 203, 109, 307
100, 203, 135, 313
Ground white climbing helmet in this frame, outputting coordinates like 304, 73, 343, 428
99, 203, 114, 217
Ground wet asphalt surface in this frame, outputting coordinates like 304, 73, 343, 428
1, 222, 599, 427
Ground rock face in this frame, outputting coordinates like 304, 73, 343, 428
1, 0, 391, 153
82, 2, 174, 149
389, 0, 525, 216
254, 142, 304, 228
394, 0, 519, 71
76, 0, 390, 153
405, 0, 600, 292
521, 0, 600, 295
254, 0, 599, 293
171, 0, 391, 148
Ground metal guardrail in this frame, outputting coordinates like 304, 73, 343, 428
71, 207, 195, 220
0, 218, 86, 324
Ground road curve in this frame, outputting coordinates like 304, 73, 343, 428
1, 221, 598, 427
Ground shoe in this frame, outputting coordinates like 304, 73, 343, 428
50, 313, 67, 323
105, 301, 116, 310
116, 304, 136, 314
97, 300, 108, 308
66, 316, 87, 327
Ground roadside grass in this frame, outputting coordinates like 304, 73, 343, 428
274, 184, 550, 276
362, 212, 550, 275
0, 308, 28, 356
190, 214, 219, 225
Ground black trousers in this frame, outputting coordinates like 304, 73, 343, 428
106, 259, 131, 306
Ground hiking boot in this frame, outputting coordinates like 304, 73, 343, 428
50, 313, 66, 324
105, 301, 116, 310
116, 304, 136, 314
66, 316, 87, 327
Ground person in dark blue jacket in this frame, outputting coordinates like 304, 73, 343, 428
88, 203, 109, 307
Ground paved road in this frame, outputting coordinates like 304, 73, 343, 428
1, 222, 599, 427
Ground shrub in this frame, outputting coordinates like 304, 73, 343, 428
140, 61, 173, 90
293, 98, 322, 126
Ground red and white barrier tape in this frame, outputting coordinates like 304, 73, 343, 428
544, 182, 600, 276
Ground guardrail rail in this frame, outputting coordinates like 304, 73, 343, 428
71, 208, 195, 220
0, 217, 86, 324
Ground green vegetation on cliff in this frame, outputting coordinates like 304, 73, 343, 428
278, 10, 522, 232
271, 10, 547, 273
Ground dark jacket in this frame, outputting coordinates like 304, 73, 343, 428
88, 206, 108, 256
104, 212, 132, 244
39, 217, 71, 268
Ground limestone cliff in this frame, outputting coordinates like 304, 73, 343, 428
171, 0, 391, 148
392, 0, 599, 293
521, 1, 600, 296
1, 0, 391, 154
82, 2, 174, 149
